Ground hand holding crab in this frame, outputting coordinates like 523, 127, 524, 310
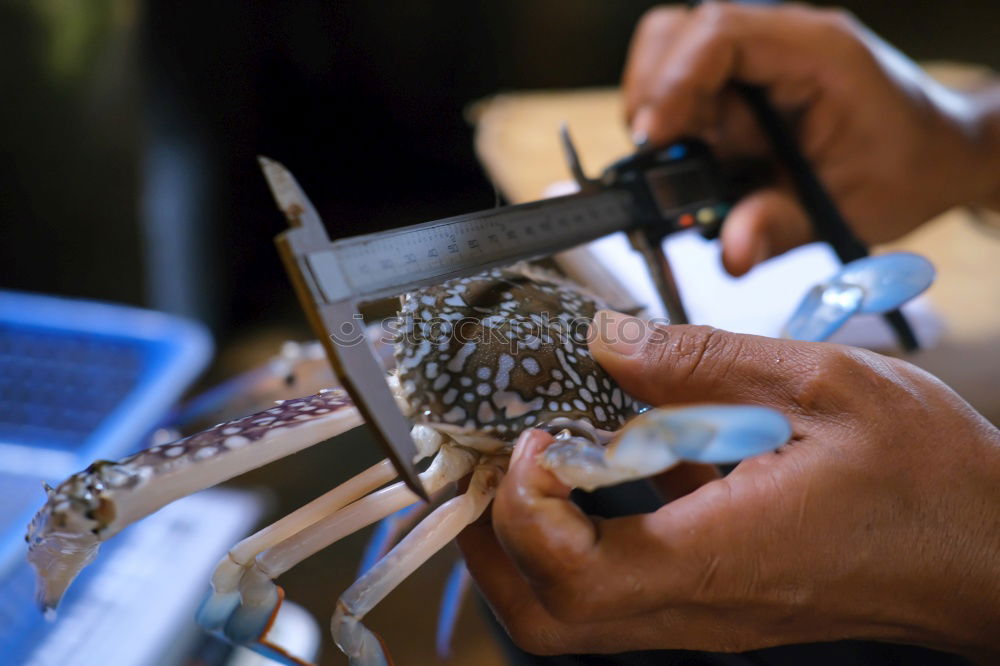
460, 316, 1000, 662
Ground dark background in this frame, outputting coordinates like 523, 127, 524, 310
1, 0, 997, 348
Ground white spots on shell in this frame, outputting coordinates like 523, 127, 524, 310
555, 347, 582, 386
602, 378, 612, 390
443, 406, 466, 423
254, 417, 275, 426
393, 264, 640, 442
495, 354, 514, 391
164, 446, 185, 458
194, 447, 218, 460
477, 402, 495, 423
537, 381, 563, 397
494, 392, 543, 419
611, 388, 623, 409
224, 435, 250, 449
447, 341, 477, 373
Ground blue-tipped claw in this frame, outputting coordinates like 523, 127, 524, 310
617, 404, 792, 465
784, 252, 935, 342
197, 585, 313, 665
196, 589, 242, 633
223, 585, 282, 644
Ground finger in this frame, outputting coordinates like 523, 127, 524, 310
719, 186, 814, 276
494, 429, 719, 622
630, 4, 856, 145
622, 6, 689, 130
588, 311, 814, 408
458, 516, 722, 655
492, 429, 599, 585
456, 518, 548, 634
651, 462, 721, 503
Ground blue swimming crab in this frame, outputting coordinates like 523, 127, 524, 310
26, 263, 789, 665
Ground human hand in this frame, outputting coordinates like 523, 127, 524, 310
457, 311, 1000, 661
623, 3, 1000, 276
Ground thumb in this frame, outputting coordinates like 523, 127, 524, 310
589, 311, 810, 407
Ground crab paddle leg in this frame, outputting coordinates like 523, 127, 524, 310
540, 404, 792, 492
27, 390, 363, 613
331, 460, 503, 666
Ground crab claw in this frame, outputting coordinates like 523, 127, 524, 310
783, 252, 935, 342
540, 404, 791, 492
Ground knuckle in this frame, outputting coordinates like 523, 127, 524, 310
646, 325, 740, 389
790, 346, 888, 416
692, 1, 734, 32
812, 7, 867, 58
636, 5, 686, 41
818, 6, 860, 35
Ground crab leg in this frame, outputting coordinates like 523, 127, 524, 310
331, 460, 503, 666
198, 458, 399, 632
26, 389, 363, 613
218, 444, 477, 645
540, 404, 793, 492
206, 421, 449, 626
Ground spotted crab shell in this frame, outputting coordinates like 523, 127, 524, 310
394, 264, 638, 449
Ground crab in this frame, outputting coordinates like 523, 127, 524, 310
26, 263, 790, 665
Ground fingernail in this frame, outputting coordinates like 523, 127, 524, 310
510, 430, 537, 466
631, 105, 654, 147
592, 309, 650, 358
